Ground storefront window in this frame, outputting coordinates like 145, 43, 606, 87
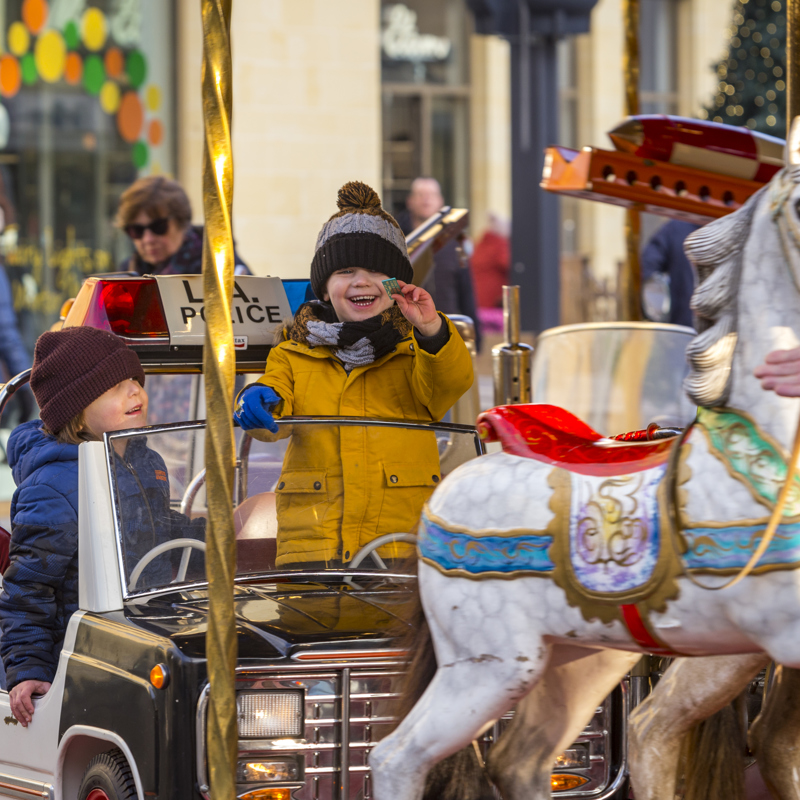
0, 0, 174, 346
381, 0, 471, 218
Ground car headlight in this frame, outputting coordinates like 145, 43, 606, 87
236, 690, 304, 738
553, 744, 589, 769
237, 758, 300, 783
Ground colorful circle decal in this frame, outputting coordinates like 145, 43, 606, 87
34, 29, 65, 83
117, 90, 143, 143
132, 140, 148, 168
0, 56, 21, 98
99, 80, 120, 114
8, 22, 30, 57
22, 0, 48, 35
64, 51, 82, 85
63, 19, 79, 50
21, 53, 36, 85
81, 7, 107, 52
145, 84, 160, 112
82, 53, 104, 95
126, 50, 146, 89
148, 119, 163, 146
104, 47, 123, 79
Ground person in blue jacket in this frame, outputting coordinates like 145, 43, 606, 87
0, 326, 204, 725
640, 219, 700, 328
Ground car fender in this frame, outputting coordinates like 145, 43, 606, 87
56, 726, 144, 800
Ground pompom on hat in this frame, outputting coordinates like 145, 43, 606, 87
31, 326, 145, 434
310, 181, 413, 300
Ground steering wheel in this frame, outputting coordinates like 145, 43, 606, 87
128, 538, 207, 591
349, 533, 418, 570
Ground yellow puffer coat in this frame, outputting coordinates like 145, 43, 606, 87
255, 316, 473, 566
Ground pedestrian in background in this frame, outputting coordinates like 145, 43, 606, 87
640, 219, 699, 328
397, 177, 481, 350
116, 176, 250, 276
471, 212, 510, 334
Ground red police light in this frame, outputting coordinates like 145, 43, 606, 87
65, 278, 169, 339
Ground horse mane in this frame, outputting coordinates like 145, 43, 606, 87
682, 187, 764, 407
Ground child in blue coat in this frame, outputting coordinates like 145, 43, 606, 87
0, 326, 202, 726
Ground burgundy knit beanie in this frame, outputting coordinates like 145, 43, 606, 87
31, 327, 145, 433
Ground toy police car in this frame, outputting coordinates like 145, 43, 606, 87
0, 273, 628, 800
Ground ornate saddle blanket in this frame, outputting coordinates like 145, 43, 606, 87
419, 405, 800, 628
477, 404, 675, 476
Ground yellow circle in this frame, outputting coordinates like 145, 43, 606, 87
81, 7, 107, 51
34, 30, 66, 84
150, 161, 162, 175
8, 22, 30, 57
145, 85, 161, 112
99, 80, 120, 114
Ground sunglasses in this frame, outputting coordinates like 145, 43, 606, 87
125, 217, 170, 240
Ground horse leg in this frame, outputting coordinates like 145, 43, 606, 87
369, 639, 551, 800
627, 653, 769, 800
749, 665, 800, 798
485, 645, 640, 800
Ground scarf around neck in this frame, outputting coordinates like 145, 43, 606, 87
287, 301, 411, 372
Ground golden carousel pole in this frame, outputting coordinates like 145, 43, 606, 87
620, 0, 642, 320
200, 2, 237, 800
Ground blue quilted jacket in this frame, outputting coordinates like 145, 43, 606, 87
0, 422, 204, 689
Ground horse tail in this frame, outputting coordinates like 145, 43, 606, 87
394, 571, 495, 800
680, 694, 746, 800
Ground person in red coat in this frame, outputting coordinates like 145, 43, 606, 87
471, 213, 511, 310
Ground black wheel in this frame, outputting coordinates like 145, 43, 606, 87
78, 750, 138, 800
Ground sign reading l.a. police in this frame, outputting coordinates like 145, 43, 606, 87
155, 275, 292, 346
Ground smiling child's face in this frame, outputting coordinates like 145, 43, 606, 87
83, 378, 149, 437
323, 267, 395, 322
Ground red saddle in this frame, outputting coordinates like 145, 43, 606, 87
477, 404, 679, 477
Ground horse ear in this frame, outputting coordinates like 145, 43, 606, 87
789, 116, 800, 165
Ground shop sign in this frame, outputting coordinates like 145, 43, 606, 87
381, 4, 451, 63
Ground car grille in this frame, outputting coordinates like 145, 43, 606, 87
202, 665, 621, 799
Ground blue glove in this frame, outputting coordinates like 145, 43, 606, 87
234, 385, 280, 432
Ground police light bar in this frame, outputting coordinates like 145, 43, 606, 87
62, 275, 292, 370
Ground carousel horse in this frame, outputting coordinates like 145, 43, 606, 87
369, 135, 800, 800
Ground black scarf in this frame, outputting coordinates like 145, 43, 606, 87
287, 301, 411, 372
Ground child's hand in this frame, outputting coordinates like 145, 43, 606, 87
9, 680, 51, 727
234, 385, 280, 432
393, 281, 443, 337
754, 347, 800, 396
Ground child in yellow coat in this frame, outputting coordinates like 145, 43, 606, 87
235, 182, 473, 567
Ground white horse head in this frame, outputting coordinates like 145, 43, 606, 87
685, 136, 800, 451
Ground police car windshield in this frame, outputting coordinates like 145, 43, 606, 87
107, 419, 482, 595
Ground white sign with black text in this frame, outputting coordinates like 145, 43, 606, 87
154, 275, 292, 347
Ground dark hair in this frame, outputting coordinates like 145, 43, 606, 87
115, 176, 192, 229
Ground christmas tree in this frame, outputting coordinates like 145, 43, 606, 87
702, 0, 786, 134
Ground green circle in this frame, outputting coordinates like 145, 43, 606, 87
83, 54, 105, 95
21, 53, 36, 85
63, 20, 79, 50
126, 50, 147, 89
132, 140, 148, 168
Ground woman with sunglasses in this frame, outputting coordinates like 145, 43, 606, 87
116, 176, 250, 276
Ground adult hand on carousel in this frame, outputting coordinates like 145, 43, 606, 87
754, 346, 800, 396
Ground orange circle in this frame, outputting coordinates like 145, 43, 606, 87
64, 51, 82, 84
104, 46, 123, 78
147, 119, 163, 147
0, 55, 21, 98
22, 0, 48, 34
117, 91, 143, 143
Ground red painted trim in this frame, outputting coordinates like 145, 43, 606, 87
620, 603, 676, 656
